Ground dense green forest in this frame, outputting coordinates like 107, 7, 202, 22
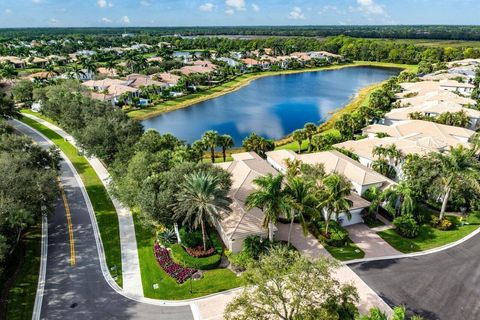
3, 26, 480, 41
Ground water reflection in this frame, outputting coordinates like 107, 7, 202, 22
142, 66, 400, 146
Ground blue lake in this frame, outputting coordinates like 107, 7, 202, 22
142, 66, 401, 146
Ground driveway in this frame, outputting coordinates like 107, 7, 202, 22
11, 120, 194, 320
346, 224, 400, 258
350, 232, 480, 320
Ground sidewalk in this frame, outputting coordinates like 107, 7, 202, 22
23, 113, 144, 297
275, 223, 393, 316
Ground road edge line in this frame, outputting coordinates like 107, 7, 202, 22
31, 215, 48, 320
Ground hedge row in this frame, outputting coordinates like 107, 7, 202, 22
170, 244, 221, 270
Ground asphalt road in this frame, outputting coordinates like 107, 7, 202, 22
11, 120, 194, 320
350, 233, 480, 320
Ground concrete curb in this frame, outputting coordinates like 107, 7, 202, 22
31, 215, 47, 320
344, 221, 480, 265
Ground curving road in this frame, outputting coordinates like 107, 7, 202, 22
350, 232, 480, 320
11, 120, 195, 320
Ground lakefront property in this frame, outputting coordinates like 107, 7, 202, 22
2, 20, 480, 320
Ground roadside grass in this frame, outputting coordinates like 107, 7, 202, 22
378, 213, 480, 254
3, 225, 41, 320
133, 214, 243, 300
323, 239, 365, 261
19, 115, 123, 287
128, 61, 416, 121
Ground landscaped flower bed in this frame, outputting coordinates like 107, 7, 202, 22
154, 242, 197, 284
185, 246, 216, 258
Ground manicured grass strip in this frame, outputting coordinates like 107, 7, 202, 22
128, 61, 416, 121
19, 116, 123, 287
324, 239, 365, 261
133, 214, 243, 300
4, 225, 41, 320
378, 213, 480, 254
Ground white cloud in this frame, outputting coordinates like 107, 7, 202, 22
97, 0, 113, 8
140, 0, 150, 6
32, 0, 42, 4
120, 15, 130, 24
101, 17, 112, 23
199, 3, 216, 12
225, 8, 235, 15
251, 3, 260, 12
49, 18, 58, 24
289, 7, 305, 20
5, 8, 12, 14
225, 0, 245, 10
356, 0, 386, 16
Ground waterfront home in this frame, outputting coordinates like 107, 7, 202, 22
266, 149, 393, 196
333, 134, 470, 178
307, 51, 343, 61
363, 120, 476, 144
266, 149, 390, 227
213, 152, 277, 253
448, 66, 477, 80
126, 74, 168, 90
83, 78, 128, 91
447, 58, 480, 68
240, 58, 260, 68
439, 79, 475, 95
152, 72, 180, 86
384, 101, 480, 130
421, 72, 468, 82
398, 90, 476, 107
83, 78, 140, 105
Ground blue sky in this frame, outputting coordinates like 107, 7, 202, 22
0, 0, 479, 28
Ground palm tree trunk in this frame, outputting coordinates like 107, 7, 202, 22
268, 222, 274, 242
287, 209, 295, 245
210, 147, 215, 163
440, 185, 452, 220
308, 137, 312, 152
201, 221, 207, 252
325, 220, 330, 236
222, 147, 226, 162
174, 223, 181, 244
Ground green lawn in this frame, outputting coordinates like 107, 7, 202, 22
4, 225, 41, 320
19, 115, 123, 286
133, 215, 243, 299
378, 213, 480, 254
323, 239, 365, 261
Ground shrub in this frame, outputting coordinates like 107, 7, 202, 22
316, 221, 349, 247
430, 215, 454, 231
226, 251, 254, 271
208, 229, 224, 254
243, 235, 269, 259
157, 228, 177, 246
393, 214, 419, 238
180, 227, 210, 248
170, 244, 221, 270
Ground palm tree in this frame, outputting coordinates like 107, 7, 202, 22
317, 173, 353, 236
44, 63, 58, 78
372, 158, 397, 180
68, 64, 86, 79
292, 129, 306, 153
246, 174, 292, 242
303, 122, 317, 152
284, 158, 303, 177
382, 181, 415, 217
105, 60, 118, 73
285, 176, 316, 245
218, 134, 234, 162
0, 63, 18, 82
81, 59, 97, 76
201, 131, 220, 163
171, 171, 232, 251
434, 146, 480, 220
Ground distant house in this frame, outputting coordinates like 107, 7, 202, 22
448, 66, 476, 80
216, 57, 240, 67
97, 67, 119, 77
27, 57, 48, 68
76, 50, 97, 57
384, 101, 480, 130
0, 56, 26, 69
83, 78, 139, 105
153, 72, 180, 86
240, 58, 259, 68
26, 71, 56, 81
126, 74, 168, 90
439, 79, 475, 95
213, 152, 277, 253
363, 120, 476, 144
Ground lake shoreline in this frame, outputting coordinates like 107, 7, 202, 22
128, 61, 416, 121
